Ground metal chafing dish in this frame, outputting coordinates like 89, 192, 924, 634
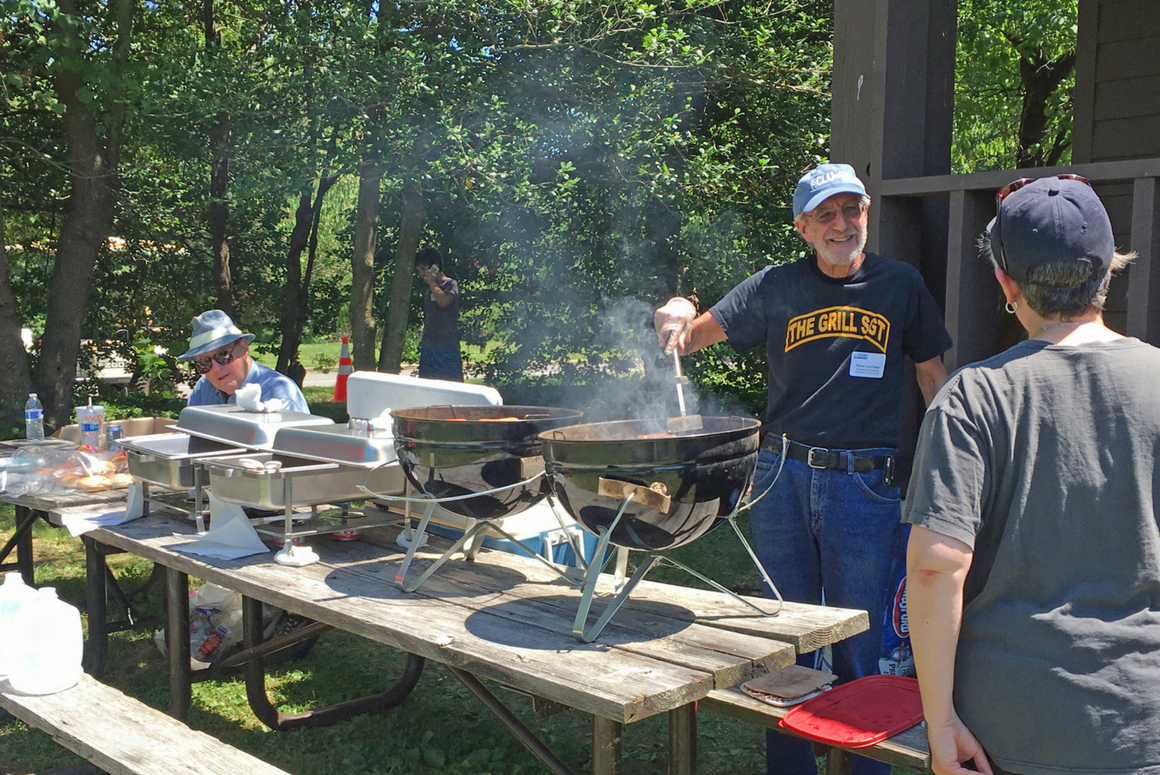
120, 431, 252, 529
176, 404, 335, 450
121, 432, 244, 491
203, 423, 407, 549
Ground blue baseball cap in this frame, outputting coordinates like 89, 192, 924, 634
988, 177, 1113, 287
793, 163, 868, 219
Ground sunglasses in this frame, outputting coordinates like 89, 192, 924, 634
810, 200, 868, 226
995, 174, 1092, 273
190, 338, 245, 374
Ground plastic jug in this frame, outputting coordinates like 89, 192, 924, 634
6, 587, 84, 694
0, 572, 37, 679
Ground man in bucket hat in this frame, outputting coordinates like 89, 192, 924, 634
178, 309, 308, 413
655, 163, 952, 775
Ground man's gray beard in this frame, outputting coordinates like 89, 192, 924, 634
815, 232, 867, 264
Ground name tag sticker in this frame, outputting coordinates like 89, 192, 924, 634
849, 351, 886, 379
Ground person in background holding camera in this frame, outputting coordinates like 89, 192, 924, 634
414, 246, 464, 382
179, 309, 308, 413
655, 163, 951, 775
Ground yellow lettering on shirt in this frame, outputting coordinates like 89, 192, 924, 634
785, 306, 890, 353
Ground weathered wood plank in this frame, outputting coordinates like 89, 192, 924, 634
1096, 36, 1160, 83
1092, 115, 1160, 162
0, 674, 290, 775
701, 686, 931, 772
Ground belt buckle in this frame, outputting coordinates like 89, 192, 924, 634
806, 447, 829, 469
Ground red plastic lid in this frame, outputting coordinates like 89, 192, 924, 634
778, 675, 923, 748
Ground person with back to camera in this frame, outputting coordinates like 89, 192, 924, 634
654, 163, 951, 775
903, 176, 1159, 775
414, 246, 463, 382
178, 309, 309, 413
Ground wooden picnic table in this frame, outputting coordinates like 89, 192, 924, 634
45, 496, 869, 775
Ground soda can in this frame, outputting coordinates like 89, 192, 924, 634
106, 424, 125, 452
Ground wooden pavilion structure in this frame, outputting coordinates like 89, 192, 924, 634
832, 0, 1159, 453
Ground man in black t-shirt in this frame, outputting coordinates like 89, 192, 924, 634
655, 163, 951, 775
415, 246, 463, 382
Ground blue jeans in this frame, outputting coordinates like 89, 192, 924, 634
418, 348, 463, 382
748, 445, 903, 775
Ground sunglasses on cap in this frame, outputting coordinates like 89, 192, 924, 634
190, 338, 245, 374
994, 174, 1092, 273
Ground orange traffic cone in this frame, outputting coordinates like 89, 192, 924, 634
333, 336, 352, 402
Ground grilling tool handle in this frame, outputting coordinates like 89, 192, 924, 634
673, 349, 688, 415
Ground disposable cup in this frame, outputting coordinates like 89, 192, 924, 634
75, 405, 106, 450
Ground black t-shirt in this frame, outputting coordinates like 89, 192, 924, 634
420, 276, 461, 352
709, 253, 951, 449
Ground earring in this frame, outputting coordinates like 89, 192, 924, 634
1005, 300, 1018, 314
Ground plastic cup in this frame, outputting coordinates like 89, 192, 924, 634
75, 405, 106, 450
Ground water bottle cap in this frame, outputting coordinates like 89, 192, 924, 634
29, 393, 37, 399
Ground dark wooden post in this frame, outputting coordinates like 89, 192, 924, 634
1129, 178, 1160, 346
944, 190, 999, 371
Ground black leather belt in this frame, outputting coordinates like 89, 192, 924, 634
762, 436, 895, 483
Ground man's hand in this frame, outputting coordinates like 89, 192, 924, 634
654, 297, 698, 354
927, 716, 992, 775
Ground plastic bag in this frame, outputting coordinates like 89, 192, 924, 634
153, 583, 310, 671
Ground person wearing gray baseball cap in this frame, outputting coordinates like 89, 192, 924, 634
179, 309, 308, 413
655, 163, 952, 775
904, 176, 1156, 775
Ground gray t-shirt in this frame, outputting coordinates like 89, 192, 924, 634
420, 276, 461, 352
903, 337, 1160, 775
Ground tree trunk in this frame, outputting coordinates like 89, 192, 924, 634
276, 191, 314, 378
0, 207, 32, 430
37, 0, 132, 431
1016, 49, 1076, 168
349, 141, 383, 370
206, 0, 234, 317
209, 142, 234, 317
276, 175, 338, 381
377, 179, 425, 373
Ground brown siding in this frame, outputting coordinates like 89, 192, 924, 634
1097, 0, 1160, 44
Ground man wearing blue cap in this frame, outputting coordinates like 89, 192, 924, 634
655, 163, 951, 775
178, 309, 309, 413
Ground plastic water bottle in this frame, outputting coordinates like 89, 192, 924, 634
7, 587, 84, 695
24, 393, 44, 441
0, 572, 38, 679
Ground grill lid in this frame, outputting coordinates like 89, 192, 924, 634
176, 405, 334, 451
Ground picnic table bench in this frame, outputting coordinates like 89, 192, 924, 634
0, 673, 291, 775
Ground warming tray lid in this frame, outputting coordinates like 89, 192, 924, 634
176, 405, 335, 451
119, 431, 243, 459
271, 424, 398, 469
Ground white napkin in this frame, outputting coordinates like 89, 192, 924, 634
174, 493, 269, 560
61, 483, 146, 537
234, 383, 285, 414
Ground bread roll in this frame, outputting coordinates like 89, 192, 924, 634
110, 473, 133, 489
77, 475, 112, 492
